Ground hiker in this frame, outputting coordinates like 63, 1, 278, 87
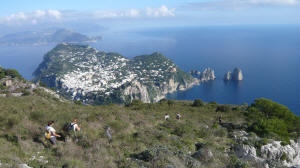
218, 115, 222, 124
165, 113, 170, 121
105, 126, 112, 144
176, 113, 181, 120
45, 121, 61, 145
64, 119, 80, 142
68, 119, 81, 132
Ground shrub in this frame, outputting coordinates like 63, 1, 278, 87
216, 105, 231, 112
159, 98, 167, 104
22, 90, 31, 96
129, 99, 143, 106
192, 99, 204, 107
3, 133, 19, 145
74, 100, 82, 105
229, 155, 249, 168
167, 99, 175, 107
5, 69, 22, 79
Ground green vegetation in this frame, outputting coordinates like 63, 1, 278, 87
246, 98, 300, 143
0, 90, 246, 167
193, 99, 204, 107
0, 87, 299, 168
0, 67, 22, 79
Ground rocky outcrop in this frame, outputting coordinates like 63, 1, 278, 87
224, 68, 243, 81
232, 68, 243, 81
224, 71, 231, 81
190, 70, 201, 76
0, 77, 37, 96
232, 131, 300, 168
123, 81, 150, 103
200, 68, 216, 82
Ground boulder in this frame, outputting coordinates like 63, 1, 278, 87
5, 80, 12, 87
192, 148, 213, 162
11, 93, 23, 97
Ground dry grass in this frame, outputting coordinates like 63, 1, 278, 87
0, 93, 248, 167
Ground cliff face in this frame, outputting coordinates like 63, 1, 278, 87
34, 43, 198, 104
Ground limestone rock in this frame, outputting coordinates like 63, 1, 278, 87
224, 71, 231, 81
232, 68, 243, 81
18, 164, 33, 168
200, 68, 216, 82
11, 93, 23, 97
192, 148, 214, 162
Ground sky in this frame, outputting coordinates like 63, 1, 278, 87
0, 0, 300, 33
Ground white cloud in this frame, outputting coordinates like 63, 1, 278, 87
248, 0, 298, 5
145, 5, 175, 17
0, 6, 175, 25
47, 10, 61, 19
186, 0, 300, 11
1, 10, 62, 25
93, 5, 175, 18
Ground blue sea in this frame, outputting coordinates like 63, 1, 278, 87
0, 25, 299, 114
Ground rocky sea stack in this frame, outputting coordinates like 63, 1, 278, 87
224, 68, 243, 81
33, 43, 199, 104
200, 68, 216, 82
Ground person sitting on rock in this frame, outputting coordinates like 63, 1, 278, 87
165, 113, 170, 121
46, 121, 61, 146
176, 113, 181, 120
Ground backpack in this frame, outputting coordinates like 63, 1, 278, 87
66, 123, 75, 132
45, 132, 51, 139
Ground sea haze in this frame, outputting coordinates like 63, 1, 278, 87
0, 25, 299, 114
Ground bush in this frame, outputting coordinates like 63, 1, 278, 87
229, 155, 249, 168
167, 99, 175, 107
246, 98, 298, 142
249, 118, 289, 142
129, 99, 143, 106
22, 90, 31, 96
74, 100, 82, 105
192, 99, 204, 107
216, 105, 231, 112
5, 69, 22, 79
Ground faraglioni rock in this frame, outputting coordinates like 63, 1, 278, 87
224, 71, 231, 81
33, 43, 199, 104
200, 68, 216, 81
232, 68, 243, 81
224, 68, 243, 81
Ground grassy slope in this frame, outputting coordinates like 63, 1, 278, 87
0, 93, 247, 168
